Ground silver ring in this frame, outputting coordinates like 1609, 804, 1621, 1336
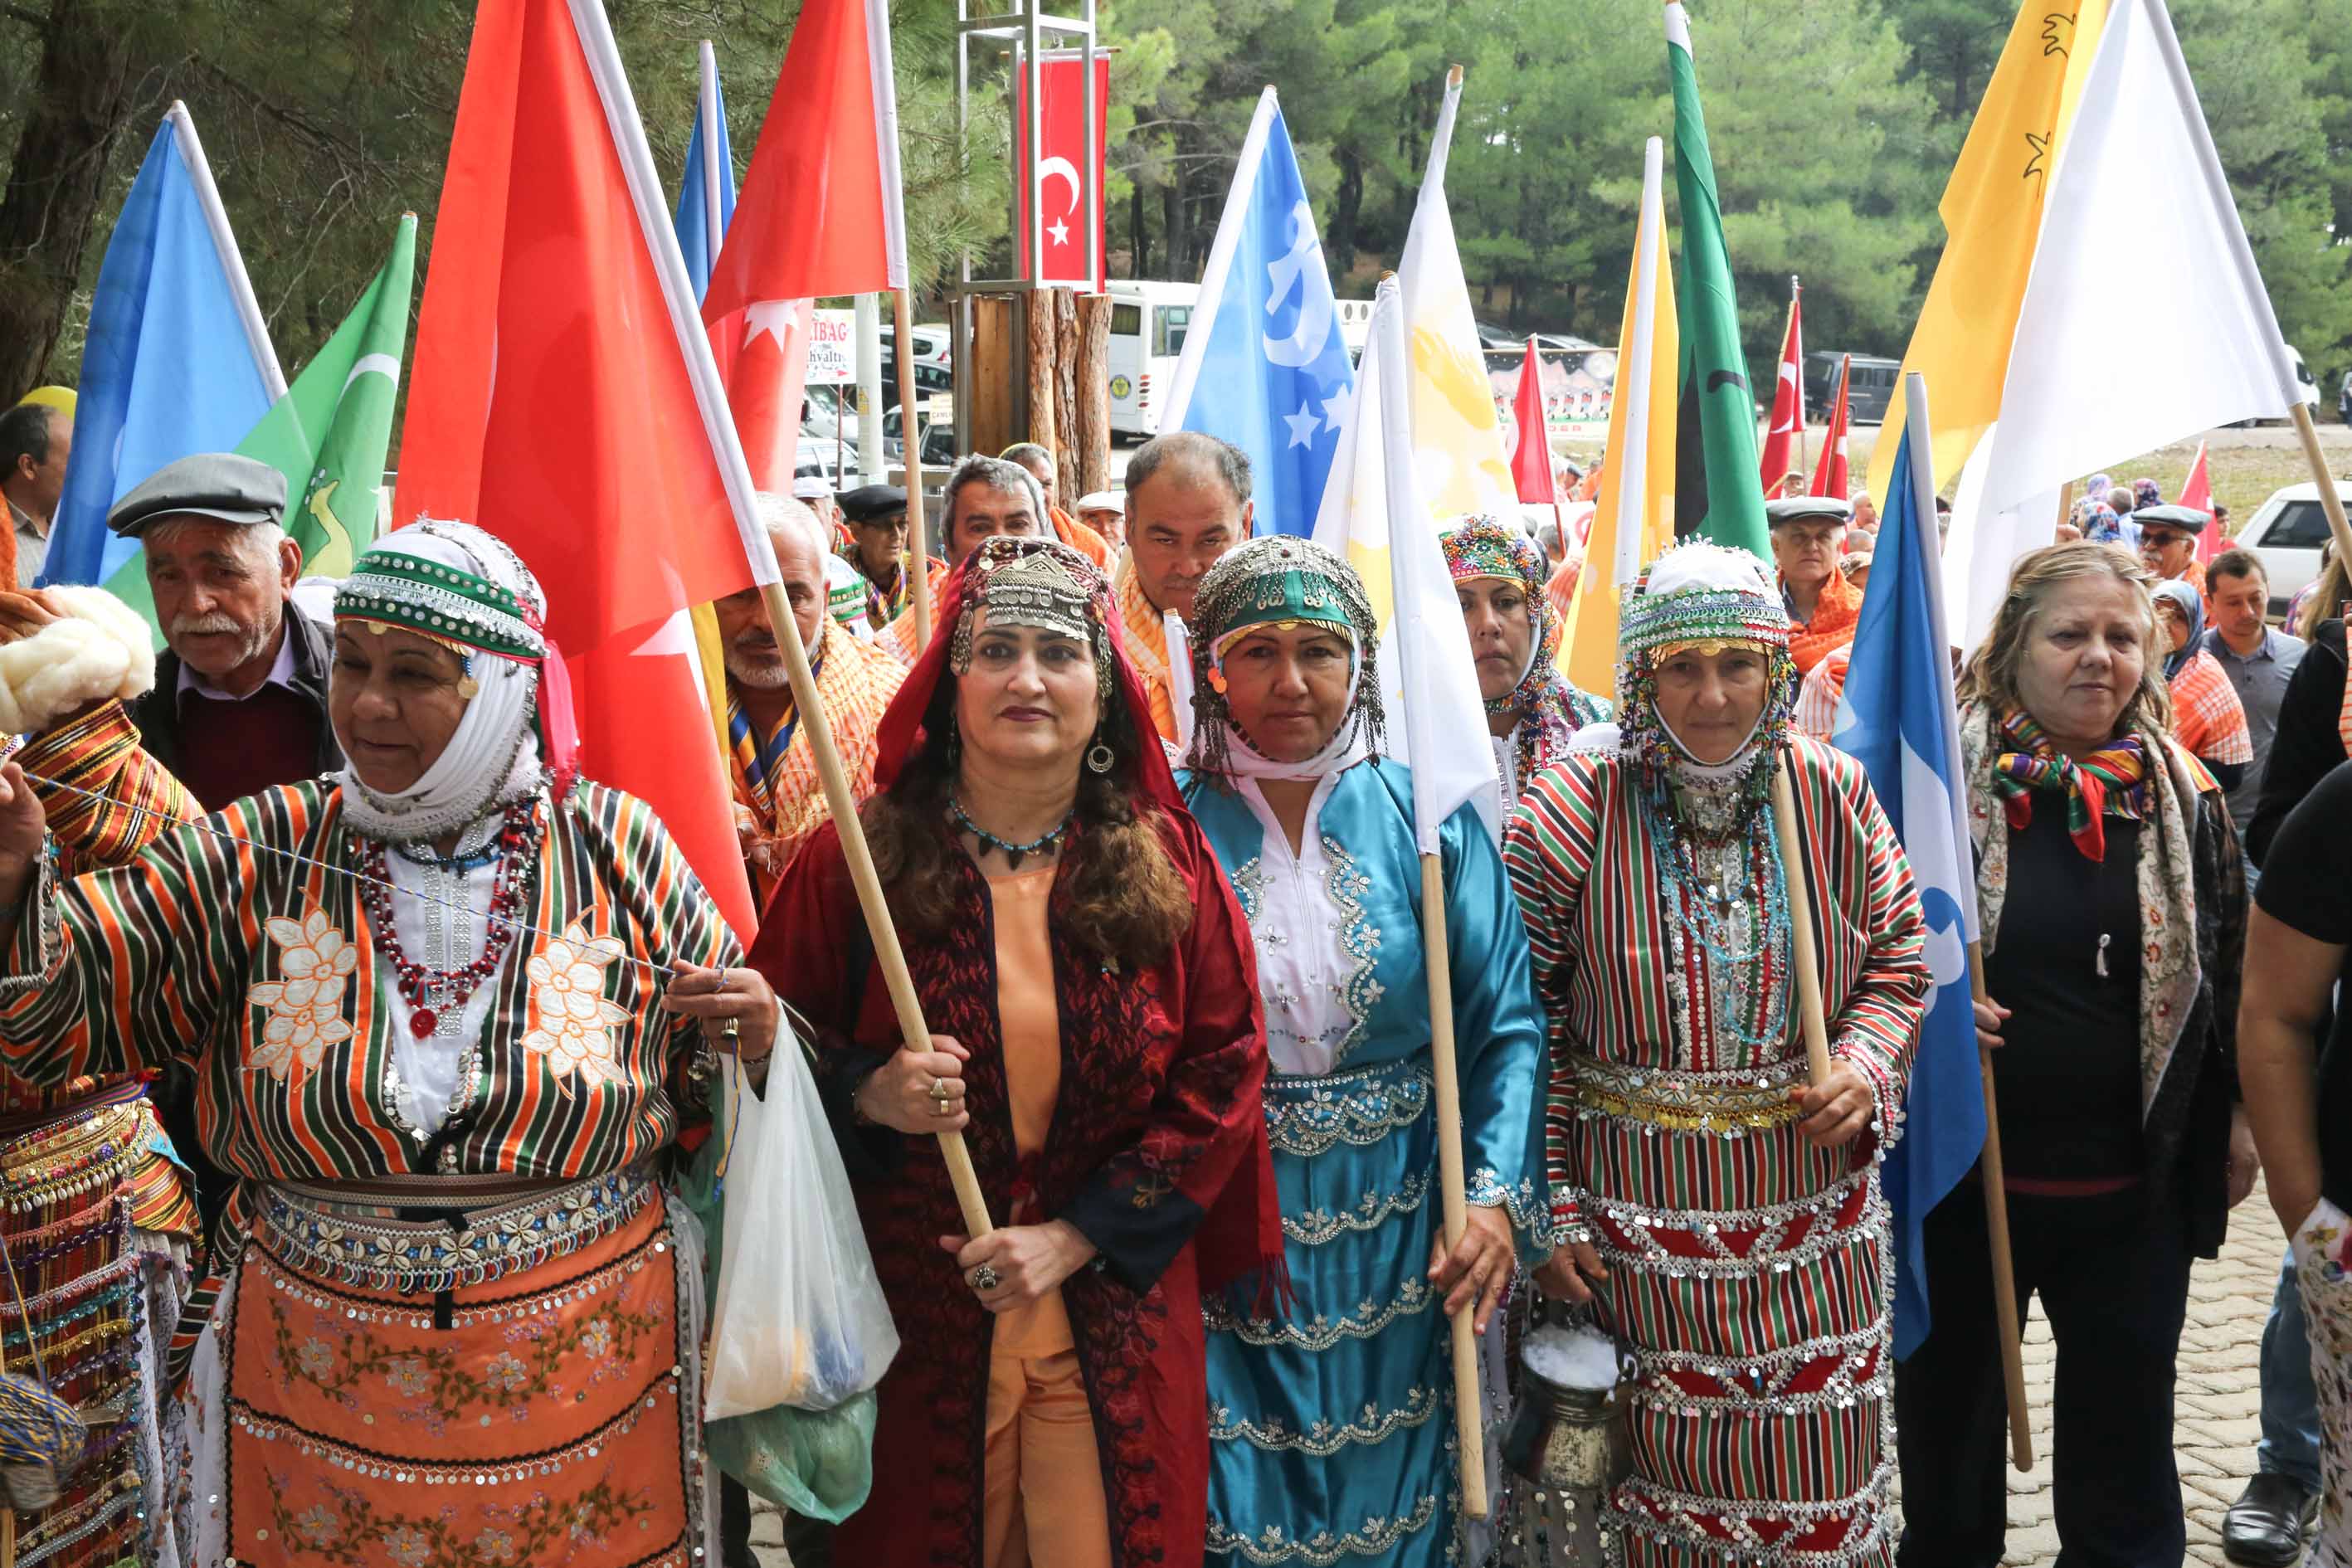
971, 1265, 1000, 1293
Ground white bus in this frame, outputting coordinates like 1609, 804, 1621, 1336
1106, 280, 1200, 438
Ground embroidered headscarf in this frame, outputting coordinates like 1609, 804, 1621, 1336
1986, 708, 2150, 862
1182, 537, 1384, 782
1615, 539, 1794, 766
2152, 577, 2205, 681
331, 520, 578, 843
1440, 514, 1610, 786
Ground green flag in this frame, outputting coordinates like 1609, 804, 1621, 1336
104, 213, 417, 631
1665, 3, 1768, 558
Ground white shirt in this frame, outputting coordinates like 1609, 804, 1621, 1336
1230, 775, 1378, 1079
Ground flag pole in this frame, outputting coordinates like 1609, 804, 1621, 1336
168, 102, 288, 399
567, 0, 989, 1237
2290, 403, 2352, 566
1767, 762, 1834, 1088
897, 291, 936, 647
1902, 370, 2033, 1471
1374, 267, 1488, 1522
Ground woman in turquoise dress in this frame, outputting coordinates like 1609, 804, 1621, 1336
1180, 536, 1550, 1566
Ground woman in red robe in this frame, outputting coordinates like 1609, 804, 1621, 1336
751, 535, 1281, 1568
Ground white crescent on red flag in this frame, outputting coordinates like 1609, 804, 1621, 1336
1015, 54, 1109, 290
1809, 353, 1852, 500
1756, 288, 1804, 498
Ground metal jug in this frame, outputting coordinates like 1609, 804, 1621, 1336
1494, 1307, 1636, 1568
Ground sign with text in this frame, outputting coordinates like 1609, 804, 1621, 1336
805, 309, 856, 385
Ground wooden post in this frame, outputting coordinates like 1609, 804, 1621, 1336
1054, 289, 1081, 503
893, 290, 936, 652
1768, 753, 1835, 1088
1419, 854, 1489, 1522
1969, 940, 2036, 1471
971, 296, 1018, 462
2056, 481, 2077, 535
1025, 290, 1059, 459
757, 570, 991, 1237
1075, 295, 1113, 499
2290, 402, 2352, 564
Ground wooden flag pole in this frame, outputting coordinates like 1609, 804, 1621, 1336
1767, 753, 1834, 1088
2290, 402, 2352, 566
897, 289, 937, 650
757, 573, 991, 1239
1419, 853, 1489, 1522
1967, 942, 2035, 1470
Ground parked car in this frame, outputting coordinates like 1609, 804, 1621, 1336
2233, 480, 2352, 617
1803, 352, 1901, 426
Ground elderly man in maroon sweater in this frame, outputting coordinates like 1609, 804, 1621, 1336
104, 451, 343, 1239
107, 453, 343, 811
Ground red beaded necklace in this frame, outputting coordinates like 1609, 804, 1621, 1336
356, 800, 542, 1039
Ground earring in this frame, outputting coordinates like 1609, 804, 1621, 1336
1085, 740, 1116, 775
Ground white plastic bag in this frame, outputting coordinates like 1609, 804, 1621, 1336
704, 1033, 899, 1419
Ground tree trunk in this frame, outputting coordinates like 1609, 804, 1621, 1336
0, 0, 142, 394
1161, 179, 1183, 281
1129, 180, 1150, 278
1329, 147, 1365, 280
1074, 294, 1111, 497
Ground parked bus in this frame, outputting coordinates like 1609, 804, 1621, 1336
1106, 280, 1200, 439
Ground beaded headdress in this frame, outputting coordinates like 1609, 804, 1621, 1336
1186, 536, 1385, 777
1440, 514, 1559, 719
1615, 540, 1797, 792
947, 535, 1115, 700
334, 528, 548, 664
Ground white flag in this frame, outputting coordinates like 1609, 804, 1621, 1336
1396, 69, 1517, 523
1312, 276, 1500, 850
1952, 0, 2301, 645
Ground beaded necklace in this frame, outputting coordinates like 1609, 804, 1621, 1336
947, 796, 1073, 871
1640, 758, 1794, 1069
357, 797, 543, 1040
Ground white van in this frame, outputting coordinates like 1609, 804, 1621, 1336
1106, 280, 1200, 438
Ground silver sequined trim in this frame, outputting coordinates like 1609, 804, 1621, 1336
1205, 1494, 1442, 1565
1210, 1385, 1440, 1455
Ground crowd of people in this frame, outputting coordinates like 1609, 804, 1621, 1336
0, 393, 2350, 1568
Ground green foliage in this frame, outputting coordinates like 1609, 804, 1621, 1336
4, 0, 2347, 396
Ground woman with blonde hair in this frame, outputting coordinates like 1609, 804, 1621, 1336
1896, 541, 2251, 1565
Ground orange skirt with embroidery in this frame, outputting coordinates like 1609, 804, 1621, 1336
212, 1177, 704, 1568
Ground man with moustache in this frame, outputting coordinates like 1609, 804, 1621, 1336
714, 491, 904, 903
1118, 431, 1254, 742
113, 453, 344, 811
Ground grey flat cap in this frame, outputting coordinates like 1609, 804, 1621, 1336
1765, 495, 1854, 528
2132, 503, 2210, 535
108, 452, 287, 537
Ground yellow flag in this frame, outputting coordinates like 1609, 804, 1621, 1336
1883, 0, 2110, 489
1564, 138, 1678, 698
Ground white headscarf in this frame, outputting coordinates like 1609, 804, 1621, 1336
334, 522, 548, 844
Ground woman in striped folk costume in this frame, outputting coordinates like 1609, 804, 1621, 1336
1503, 542, 1929, 1566
0, 521, 783, 1568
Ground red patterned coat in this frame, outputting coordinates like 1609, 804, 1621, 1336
752, 812, 1278, 1568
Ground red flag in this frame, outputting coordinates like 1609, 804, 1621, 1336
395, 0, 767, 939
1757, 286, 1804, 499
1509, 338, 1558, 505
703, 0, 908, 489
1809, 353, 1851, 500
2179, 439, 2220, 561
1015, 53, 1109, 290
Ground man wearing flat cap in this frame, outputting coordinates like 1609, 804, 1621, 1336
835, 482, 938, 635
1768, 494, 1863, 676
110, 452, 343, 811
2136, 503, 2212, 598
1075, 489, 1127, 551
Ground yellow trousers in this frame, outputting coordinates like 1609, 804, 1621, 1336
981, 1326, 1110, 1568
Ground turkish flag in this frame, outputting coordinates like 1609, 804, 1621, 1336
1509, 338, 1557, 505
1015, 53, 1109, 290
395, 0, 762, 938
1757, 290, 1804, 499
1809, 353, 1851, 501
2179, 440, 2221, 561
705, 0, 908, 488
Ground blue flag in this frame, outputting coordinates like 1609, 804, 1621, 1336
673, 45, 736, 304
1159, 88, 1355, 537
46, 113, 280, 588
1831, 426, 1988, 1360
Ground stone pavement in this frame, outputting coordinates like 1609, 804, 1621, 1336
747, 1178, 2292, 1566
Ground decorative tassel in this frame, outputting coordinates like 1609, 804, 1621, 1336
2096, 933, 2111, 979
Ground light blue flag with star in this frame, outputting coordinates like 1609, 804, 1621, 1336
1159, 88, 1356, 538
1832, 414, 1988, 1361
671, 41, 735, 304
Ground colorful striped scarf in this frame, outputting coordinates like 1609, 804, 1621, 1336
1989, 708, 2150, 861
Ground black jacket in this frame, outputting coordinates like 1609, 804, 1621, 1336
129, 604, 343, 785
2249, 617, 2345, 866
